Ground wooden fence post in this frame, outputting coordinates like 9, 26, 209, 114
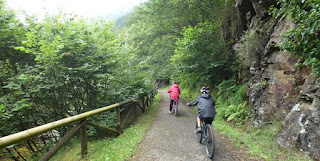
146, 96, 149, 107
116, 106, 121, 132
149, 94, 152, 104
80, 120, 87, 158
142, 97, 145, 111
133, 102, 137, 120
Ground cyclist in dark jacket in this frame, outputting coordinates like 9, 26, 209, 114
187, 87, 216, 133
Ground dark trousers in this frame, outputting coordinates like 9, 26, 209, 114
169, 99, 174, 111
200, 117, 214, 125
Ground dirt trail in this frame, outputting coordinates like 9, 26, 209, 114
130, 90, 261, 161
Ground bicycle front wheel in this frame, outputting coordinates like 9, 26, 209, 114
205, 124, 215, 159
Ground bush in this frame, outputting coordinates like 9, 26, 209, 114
237, 83, 248, 100
235, 30, 265, 68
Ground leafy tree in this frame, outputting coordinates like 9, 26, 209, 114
17, 14, 119, 118
172, 22, 234, 88
0, 0, 38, 136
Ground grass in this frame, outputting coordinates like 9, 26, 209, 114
213, 119, 312, 161
50, 93, 161, 161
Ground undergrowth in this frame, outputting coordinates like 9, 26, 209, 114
213, 120, 311, 161
215, 79, 249, 124
50, 93, 161, 161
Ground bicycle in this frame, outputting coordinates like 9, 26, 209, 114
172, 98, 178, 116
196, 119, 215, 159
168, 93, 179, 116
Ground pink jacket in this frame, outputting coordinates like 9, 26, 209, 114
168, 84, 180, 100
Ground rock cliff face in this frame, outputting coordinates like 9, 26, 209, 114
234, 0, 320, 160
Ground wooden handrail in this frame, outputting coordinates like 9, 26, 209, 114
0, 100, 131, 149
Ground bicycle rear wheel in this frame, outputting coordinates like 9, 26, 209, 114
196, 121, 202, 143
205, 124, 215, 159
174, 102, 178, 116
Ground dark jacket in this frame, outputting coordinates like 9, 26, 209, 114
188, 93, 216, 118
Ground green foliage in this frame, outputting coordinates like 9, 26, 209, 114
17, 14, 127, 129
172, 22, 234, 88
225, 102, 248, 122
270, 0, 320, 76
180, 87, 199, 102
237, 83, 248, 100
216, 79, 237, 99
252, 80, 268, 88
235, 30, 265, 68
216, 96, 225, 105
214, 79, 249, 124
0, 0, 37, 136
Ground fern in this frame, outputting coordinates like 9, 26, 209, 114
227, 112, 240, 122
214, 80, 250, 124
216, 96, 225, 105
236, 83, 248, 100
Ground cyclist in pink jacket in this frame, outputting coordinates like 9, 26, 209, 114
167, 81, 181, 113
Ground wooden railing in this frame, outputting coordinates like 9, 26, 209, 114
0, 89, 157, 161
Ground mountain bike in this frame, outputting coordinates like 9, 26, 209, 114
196, 119, 215, 159
172, 98, 178, 116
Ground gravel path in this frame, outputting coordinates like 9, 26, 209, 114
130, 90, 262, 161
